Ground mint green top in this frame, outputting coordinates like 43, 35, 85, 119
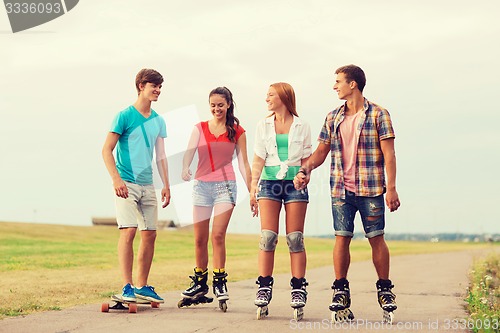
261, 134, 300, 180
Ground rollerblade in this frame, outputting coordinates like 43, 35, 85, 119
177, 268, 214, 308
290, 277, 308, 321
329, 278, 355, 323
213, 270, 229, 312
254, 276, 273, 320
376, 279, 397, 324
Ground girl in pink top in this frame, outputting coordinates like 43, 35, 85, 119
180, 87, 251, 310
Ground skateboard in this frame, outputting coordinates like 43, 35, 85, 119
101, 294, 160, 313
177, 295, 214, 308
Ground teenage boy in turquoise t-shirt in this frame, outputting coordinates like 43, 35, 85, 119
102, 68, 171, 303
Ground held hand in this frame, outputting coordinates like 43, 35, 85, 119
250, 188, 259, 217
293, 172, 309, 190
181, 168, 192, 181
385, 189, 400, 212
113, 179, 129, 199
161, 187, 171, 208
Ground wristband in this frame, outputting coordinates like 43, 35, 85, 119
298, 168, 308, 176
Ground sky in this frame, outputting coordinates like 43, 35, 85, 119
0, 0, 499, 236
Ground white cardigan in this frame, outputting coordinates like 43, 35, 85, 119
254, 115, 312, 167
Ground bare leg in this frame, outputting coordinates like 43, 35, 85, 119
258, 199, 282, 277
284, 202, 307, 278
333, 235, 351, 279
137, 230, 157, 287
193, 205, 212, 269
368, 235, 390, 279
211, 203, 234, 269
118, 228, 137, 286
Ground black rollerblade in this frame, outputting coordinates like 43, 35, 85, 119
254, 276, 273, 320
376, 279, 397, 324
290, 277, 308, 321
329, 278, 355, 322
213, 271, 229, 312
178, 268, 214, 308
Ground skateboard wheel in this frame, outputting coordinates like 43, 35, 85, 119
128, 303, 137, 313
101, 303, 109, 313
151, 302, 160, 308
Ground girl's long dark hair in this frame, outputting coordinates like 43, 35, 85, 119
209, 86, 240, 143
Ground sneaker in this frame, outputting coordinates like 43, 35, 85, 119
134, 285, 164, 303
121, 283, 136, 302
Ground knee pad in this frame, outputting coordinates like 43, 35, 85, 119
286, 231, 304, 253
259, 230, 278, 251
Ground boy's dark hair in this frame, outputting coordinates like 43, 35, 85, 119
335, 65, 366, 93
209, 86, 240, 143
135, 69, 163, 94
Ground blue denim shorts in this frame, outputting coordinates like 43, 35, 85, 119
257, 180, 309, 204
193, 180, 237, 206
331, 190, 385, 238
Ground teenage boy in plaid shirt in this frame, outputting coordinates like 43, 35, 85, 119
294, 65, 400, 321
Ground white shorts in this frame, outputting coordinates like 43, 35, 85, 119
115, 181, 158, 230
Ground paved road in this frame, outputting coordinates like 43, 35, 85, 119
2, 250, 493, 333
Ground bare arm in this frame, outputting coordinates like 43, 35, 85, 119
155, 137, 171, 208
294, 142, 330, 190
250, 154, 265, 217
102, 132, 128, 198
182, 127, 200, 181
235, 132, 252, 192
380, 138, 400, 212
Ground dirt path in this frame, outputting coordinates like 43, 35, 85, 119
2, 250, 493, 333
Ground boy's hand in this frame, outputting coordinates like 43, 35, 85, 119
113, 179, 128, 199
161, 187, 170, 208
385, 189, 400, 212
161, 187, 171, 208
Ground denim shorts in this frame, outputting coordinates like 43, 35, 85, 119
193, 180, 237, 206
257, 180, 309, 204
331, 190, 385, 238
115, 181, 158, 231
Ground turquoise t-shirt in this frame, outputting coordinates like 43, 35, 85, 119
110, 105, 167, 185
261, 134, 299, 180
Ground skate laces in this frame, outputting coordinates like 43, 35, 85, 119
377, 283, 395, 305
291, 289, 307, 303
256, 287, 271, 300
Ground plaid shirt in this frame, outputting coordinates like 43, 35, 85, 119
318, 98, 395, 199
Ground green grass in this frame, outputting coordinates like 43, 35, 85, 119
0, 221, 495, 319
466, 253, 500, 332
